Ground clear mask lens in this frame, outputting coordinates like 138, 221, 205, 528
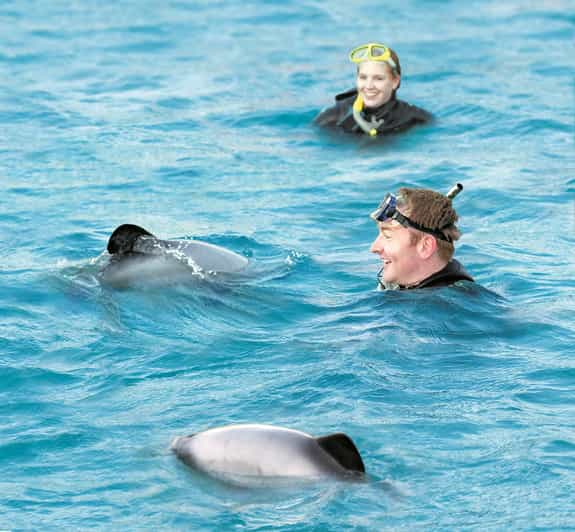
370, 193, 397, 222
370, 45, 388, 58
351, 46, 369, 61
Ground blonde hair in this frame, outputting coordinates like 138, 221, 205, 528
389, 48, 401, 78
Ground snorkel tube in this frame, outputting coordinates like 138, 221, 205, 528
446, 183, 463, 200
352, 94, 384, 137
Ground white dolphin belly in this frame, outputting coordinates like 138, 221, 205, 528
171, 424, 365, 485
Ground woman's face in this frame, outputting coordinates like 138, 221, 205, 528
356, 61, 400, 109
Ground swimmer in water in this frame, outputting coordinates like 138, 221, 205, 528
315, 42, 431, 136
370, 185, 474, 290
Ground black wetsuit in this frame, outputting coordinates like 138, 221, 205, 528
315, 89, 431, 135
377, 259, 474, 291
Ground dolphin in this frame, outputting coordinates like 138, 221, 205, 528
171, 424, 365, 486
100, 224, 248, 286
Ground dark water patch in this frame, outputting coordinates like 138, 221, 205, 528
58, 67, 105, 82
234, 10, 325, 27
4, 185, 48, 197
1, 366, 81, 393
0, 303, 37, 321
409, 70, 459, 84
229, 109, 317, 129
513, 118, 573, 135
0, 400, 68, 419
289, 71, 319, 88
431, 352, 520, 371
156, 97, 193, 109
531, 65, 575, 78
28, 29, 64, 39
367, 284, 514, 341
83, 76, 164, 95
506, 10, 575, 25
142, 119, 200, 132
155, 165, 202, 181
525, 28, 575, 41
0, 431, 93, 463
101, 39, 174, 54
515, 388, 575, 407
0, 52, 49, 65
123, 24, 170, 37
441, 103, 501, 120
542, 439, 575, 454
0, 107, 69, 127
93, 179, 151, 192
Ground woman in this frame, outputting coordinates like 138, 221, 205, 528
315, 42, 431, 136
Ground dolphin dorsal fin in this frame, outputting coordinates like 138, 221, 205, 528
107, 224, 155, 255
315, 433, 365, 474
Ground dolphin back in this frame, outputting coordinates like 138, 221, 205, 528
105, 224, 248, 275
167, 240, 248, 273
315, 433, 365, 474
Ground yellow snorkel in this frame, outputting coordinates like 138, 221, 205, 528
352, 94, 382, 137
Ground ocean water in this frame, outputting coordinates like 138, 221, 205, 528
1, 0, 574, 529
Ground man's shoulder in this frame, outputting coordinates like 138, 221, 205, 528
417, 259, 474, 289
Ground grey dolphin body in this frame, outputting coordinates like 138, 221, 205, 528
171, 424, 365, 486
100, 224, 248, 286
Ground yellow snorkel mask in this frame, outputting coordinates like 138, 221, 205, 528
349, 43, 398, 72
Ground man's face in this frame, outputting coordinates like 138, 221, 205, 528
356, 61, 400, 109
370, 221, 423, 287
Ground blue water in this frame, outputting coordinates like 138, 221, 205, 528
1, 0, 574, 529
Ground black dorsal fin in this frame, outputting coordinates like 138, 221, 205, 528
107, 224, 155, 255
316, 433, 365, 474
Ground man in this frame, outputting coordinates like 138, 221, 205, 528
370, 184, 474, 290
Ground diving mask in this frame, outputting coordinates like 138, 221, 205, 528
370, 193, 452, 242
349, 43, 398, 72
